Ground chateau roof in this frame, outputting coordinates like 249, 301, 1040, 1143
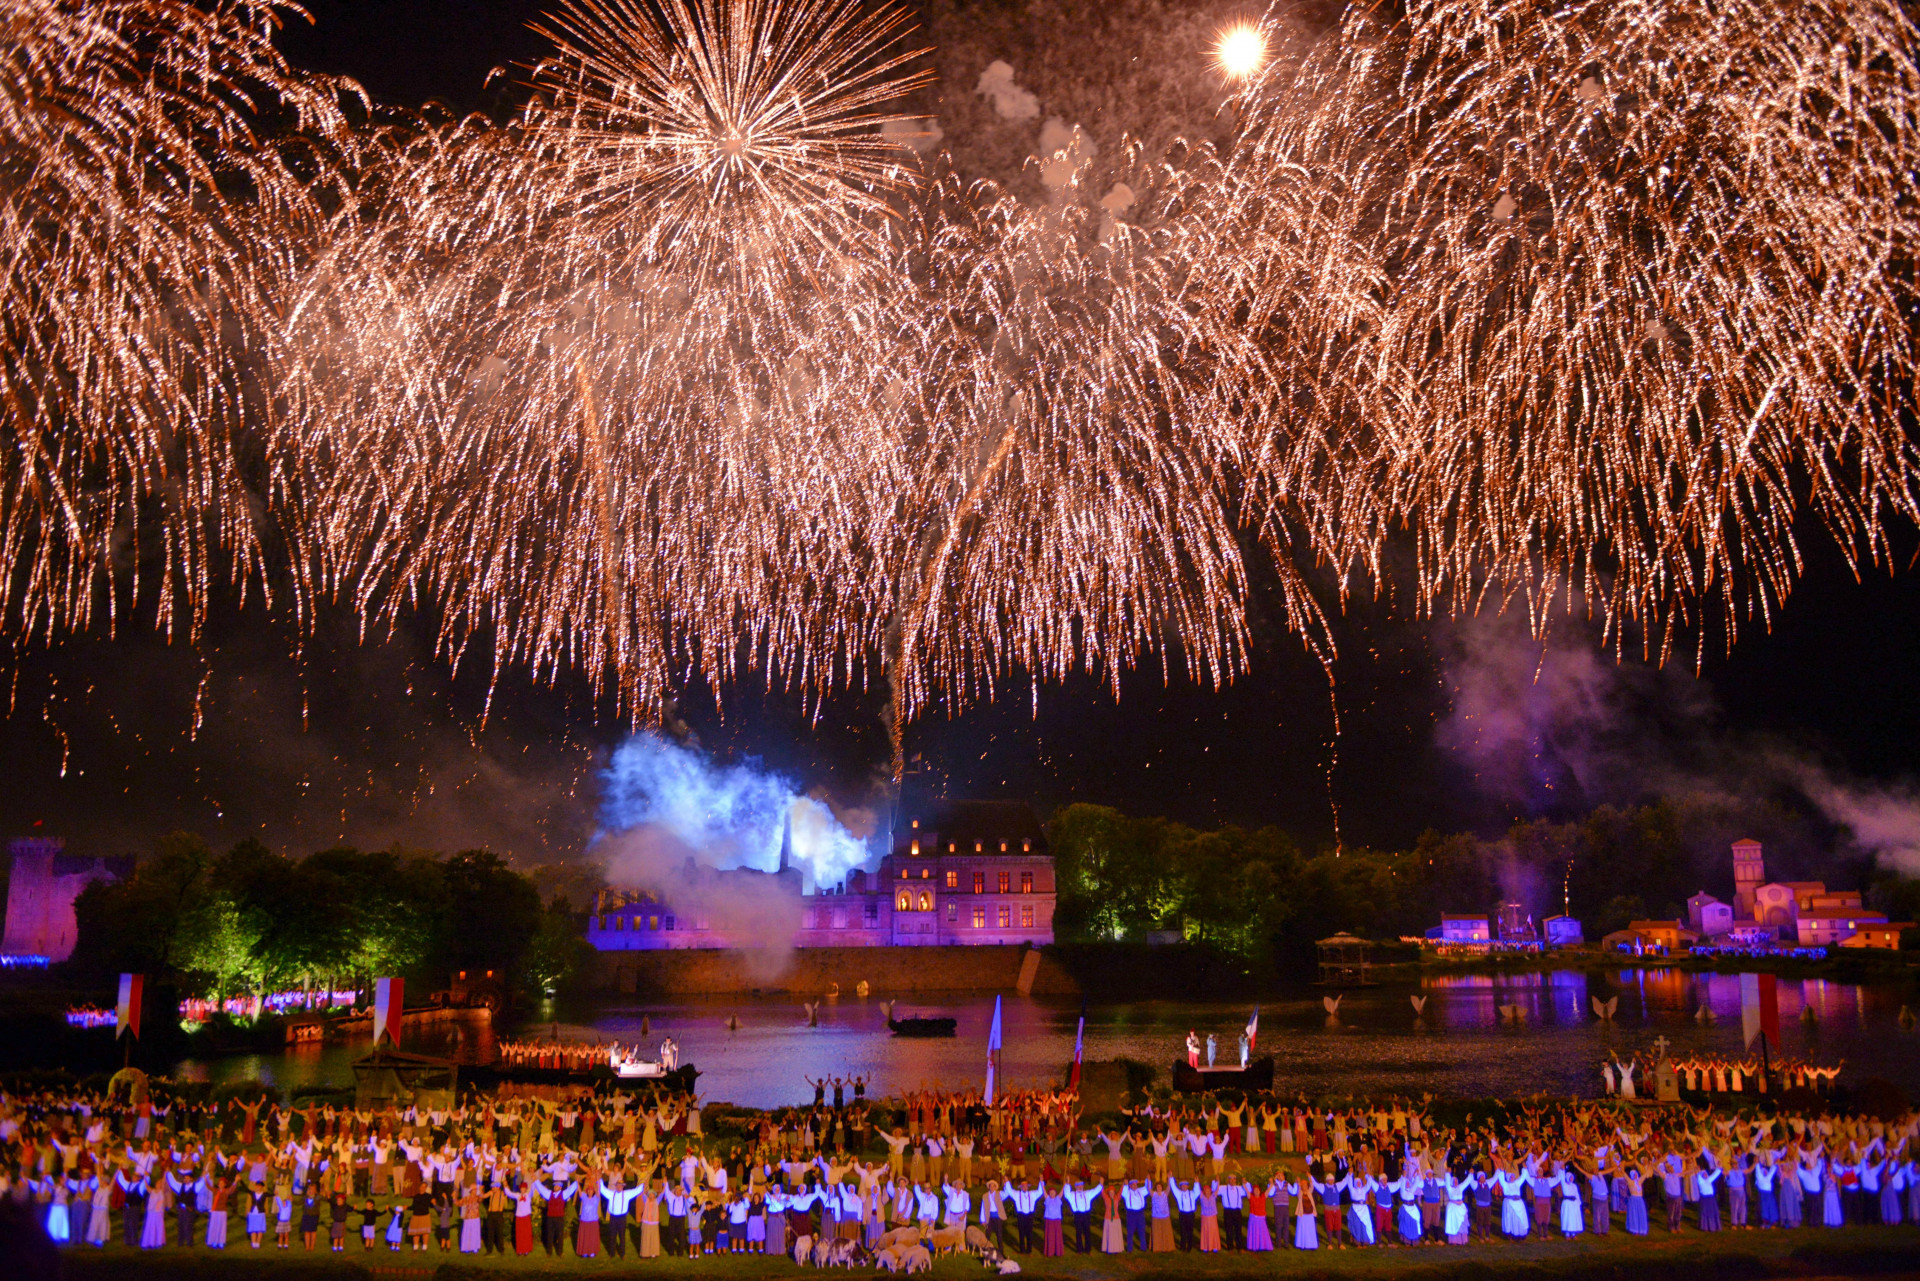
903, 800, 1049, 856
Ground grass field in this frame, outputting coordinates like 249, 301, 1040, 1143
54, 1222, 1920, 1281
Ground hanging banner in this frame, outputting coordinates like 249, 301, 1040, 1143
116, 973, 143, 1039
984, 994, 1003, 1106
1740, 972, 1781, 1050
373, 976, 405, 1046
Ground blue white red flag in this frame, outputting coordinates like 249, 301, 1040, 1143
1246, 1005, 1259, 1052
116, 973, 143, 1039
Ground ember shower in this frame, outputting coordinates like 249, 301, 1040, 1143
2, 0, 1916, 756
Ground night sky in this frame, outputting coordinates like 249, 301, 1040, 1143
1, 1, 1915, 867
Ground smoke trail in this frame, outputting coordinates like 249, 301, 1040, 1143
594, 734, 873, 890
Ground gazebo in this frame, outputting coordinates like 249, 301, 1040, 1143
352, 1045, 459, 1110
1316, 933, 1375, 985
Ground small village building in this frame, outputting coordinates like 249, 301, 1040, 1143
1795, 908, 1890, 948
1687, 892, 1734, 938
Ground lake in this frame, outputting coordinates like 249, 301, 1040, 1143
173, 967, 1920, 1110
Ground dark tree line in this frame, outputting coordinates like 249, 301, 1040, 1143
1049, 798, 1919, 968
68, 835, 592, 1003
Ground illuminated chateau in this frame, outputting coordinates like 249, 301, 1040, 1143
587, 799, 1055, 951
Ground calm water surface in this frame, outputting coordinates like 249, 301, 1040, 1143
174, 968, 1920, 1110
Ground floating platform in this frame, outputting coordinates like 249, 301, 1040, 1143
1172, 1055, 1274, 1093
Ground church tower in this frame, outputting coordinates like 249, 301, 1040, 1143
1732, 839, 1765, 919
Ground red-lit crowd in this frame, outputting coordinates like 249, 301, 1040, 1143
2, 1081, 1915, 1263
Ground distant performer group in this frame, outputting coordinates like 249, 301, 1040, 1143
7, 1075, 1918, 1268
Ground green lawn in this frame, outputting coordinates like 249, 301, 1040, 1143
55, 1223, 1920, 1281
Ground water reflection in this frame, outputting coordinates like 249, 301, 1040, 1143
172, 969, 1920, 1110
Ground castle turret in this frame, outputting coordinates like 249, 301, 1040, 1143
1732, 839, 1765, 920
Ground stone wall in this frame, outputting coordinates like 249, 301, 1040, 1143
592, 944, 1080, 997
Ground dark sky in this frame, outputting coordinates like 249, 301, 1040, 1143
3, 1, 1916, 867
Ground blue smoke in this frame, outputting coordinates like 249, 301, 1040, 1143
596, 734, 873, 891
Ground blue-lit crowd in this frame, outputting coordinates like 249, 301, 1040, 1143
2, 1081, 1915, 1263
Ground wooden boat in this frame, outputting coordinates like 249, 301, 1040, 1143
1172, 1055, 1274, 1094
887, 1015, 957, 1037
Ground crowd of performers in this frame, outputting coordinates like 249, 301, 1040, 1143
2, 1080, 1916, 1260
1601, 1053, 1843, 1099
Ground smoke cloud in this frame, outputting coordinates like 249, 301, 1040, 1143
593, 734, 876, 891
1438, 610, 1920, 876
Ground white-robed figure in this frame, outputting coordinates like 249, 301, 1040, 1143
1238, 1034, 1251, 1068
1495, 1169, 1531, 1237
1557, 1168, 1585, 1236
1345, 1171, 1377, 1245
1205, 1034, 1218, 1067
1444, 1173, 1471, 1244
1616, 1057, 1637, 1101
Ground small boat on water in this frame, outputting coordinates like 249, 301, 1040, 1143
885, 1004, 957, 1037
1172, 1055, 1275, 1094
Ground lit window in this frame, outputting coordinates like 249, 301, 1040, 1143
973, 907, 986, 928
997, 906, 1011, 929
975, 841, 983, 852
649, 915, 661, 931
920, 867, 930, 880
911, 819, 919, 829
911, 840, 920, 855
597, 916, 607, 930
1022, 840, 1031, 852
898, 892, 911, 911
1000, 842, 1007, 852
948, 842, 956, 852
973, 871, 985, 894
617, 916, 627, 931
899, 867, 909, 880
947, 902, 959, 923
918, 892, 932, 912
998, 872, 1011, 894
1022, 871, 1034, 894
1022, 905, 1035, 928
945, 870, 959, 889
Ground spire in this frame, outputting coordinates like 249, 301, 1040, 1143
779, 804, 793, 874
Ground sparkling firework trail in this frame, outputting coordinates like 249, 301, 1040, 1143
0, 0, 357, 642
8, 0, 1920, 773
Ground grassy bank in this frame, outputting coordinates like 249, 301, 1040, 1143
55, 1224, 1920, 1281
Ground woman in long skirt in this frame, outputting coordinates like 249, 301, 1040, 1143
86, 1175, 112, 1246
1245, 1182, 1274, 1252
762, 1191, 785, 1258
1197, 1184, 1220, 1252
459, 1187, 483, 1253
1558, 1170, 1585, 1237
1042, 1188, 1065, 1257
1293, 1182, 1320, 1250
1624, 1169, 1649, 1236
576, 1176, 602, 1259
1101, 1183, 1126, 1253
640, 1187, 663, 1258
1820, 1164, 1844, 1228
513, 1187, 535, 1256
1149, 1183, 1175, 1252
207, 1177, 231, 1249
1697, 1169, 1722, 1232
44, 1177, 71, 1244
141, 1178, 170, 1248
1447, 1177, 1472, 1244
